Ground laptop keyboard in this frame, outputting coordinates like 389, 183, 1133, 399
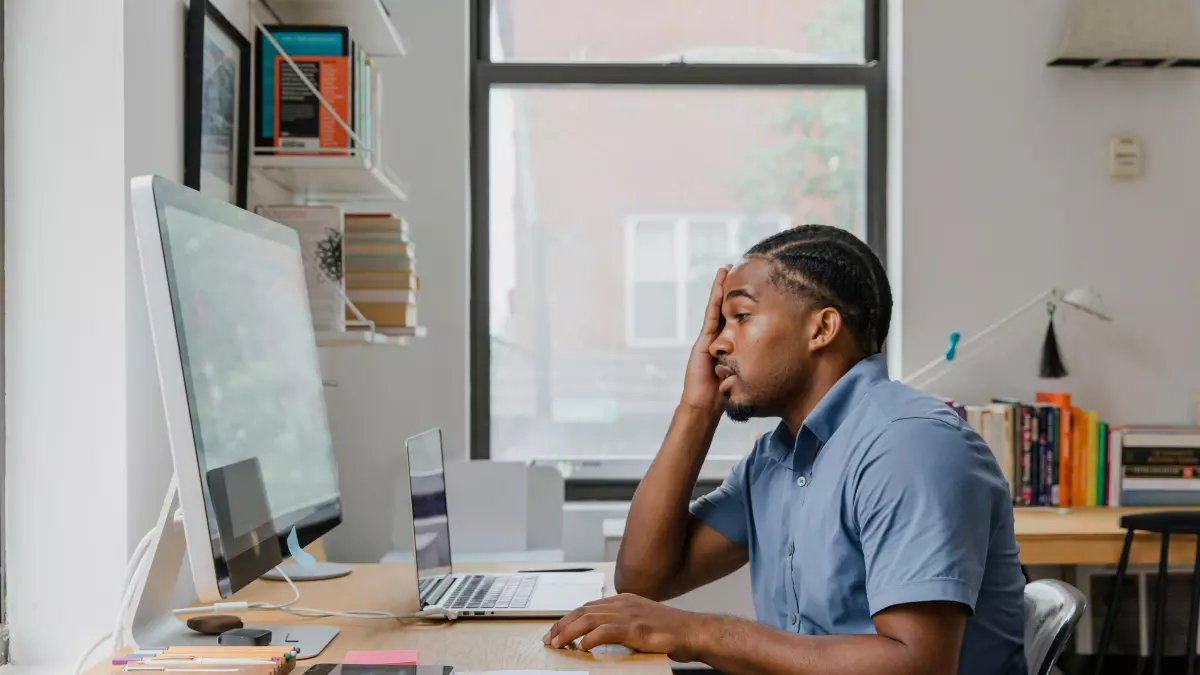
445, 575, 538, 610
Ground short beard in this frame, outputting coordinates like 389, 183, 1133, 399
723, 401, 760, 423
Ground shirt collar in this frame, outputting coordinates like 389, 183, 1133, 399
801, 353, 890, 445
764, 353, 890, 462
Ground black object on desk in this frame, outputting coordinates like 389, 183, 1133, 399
1092, 511, 1200, 675
219, 626, 273, 646
516, 567, 594, 573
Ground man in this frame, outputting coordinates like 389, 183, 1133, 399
544, 225, 1026, 675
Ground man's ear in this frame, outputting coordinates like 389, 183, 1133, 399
809, 307, 843, 351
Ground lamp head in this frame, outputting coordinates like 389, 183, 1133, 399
1061, 287, 1112, 321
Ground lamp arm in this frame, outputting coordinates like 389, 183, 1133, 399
900, 289, 1060, 387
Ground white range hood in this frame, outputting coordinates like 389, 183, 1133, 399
1049, 0, 1200, 68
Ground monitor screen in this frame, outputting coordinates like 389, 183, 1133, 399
407, 429, 453, 599
154, 185, 341, 595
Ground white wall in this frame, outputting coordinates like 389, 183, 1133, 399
319, 0, 471, 564
6, 0, 268, 665
124, 0, 184, 556
5, 0, 129, 665
895, 0, 1200, 425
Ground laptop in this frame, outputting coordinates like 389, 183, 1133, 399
405, 428, 606, 618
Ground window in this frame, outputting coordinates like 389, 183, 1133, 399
626, 214, 791, 347
472, 0, 887, 480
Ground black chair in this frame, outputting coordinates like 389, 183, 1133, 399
1093, 511, 1200, 675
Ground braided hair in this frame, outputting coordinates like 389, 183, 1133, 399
745, 224, 892, 356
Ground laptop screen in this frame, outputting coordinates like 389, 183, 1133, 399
406, 429, 454, 602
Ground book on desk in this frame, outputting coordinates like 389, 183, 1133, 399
951, 392, 1200, 508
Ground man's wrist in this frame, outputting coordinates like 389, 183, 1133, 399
682, 612, 729, 662
676, 400, 723, 427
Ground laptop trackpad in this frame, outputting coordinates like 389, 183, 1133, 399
531, 574, 607, 611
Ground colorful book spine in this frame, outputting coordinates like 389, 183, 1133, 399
255, 26, 349, 150
275, 55, 351, 155
1097, 422, 1108, 505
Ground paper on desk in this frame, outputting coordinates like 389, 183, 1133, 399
455, 672, 588, 674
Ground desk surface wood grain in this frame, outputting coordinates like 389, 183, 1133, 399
90, 563, 669, 675
1014, 506, 1200, 565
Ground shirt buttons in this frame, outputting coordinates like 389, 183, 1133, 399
796, 475, 808, 487
789, 614, 798, 626
786, 541, 795, 556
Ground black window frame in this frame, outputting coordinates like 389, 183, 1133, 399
468, 0, 889, 487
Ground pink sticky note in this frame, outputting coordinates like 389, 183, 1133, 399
343, 650, 419, 666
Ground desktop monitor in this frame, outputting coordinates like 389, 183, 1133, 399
130, 175, 342, 603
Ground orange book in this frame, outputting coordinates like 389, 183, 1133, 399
1037, 393, 1073, 506
274, 55, 350, 155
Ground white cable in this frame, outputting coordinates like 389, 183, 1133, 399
73, 632, 115, 675
171, 566, 457, 621
110, 529, 158, 654
75, 529, 157, 674
172, 565, 301, 616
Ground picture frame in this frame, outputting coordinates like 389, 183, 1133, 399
184, 0, 251, 208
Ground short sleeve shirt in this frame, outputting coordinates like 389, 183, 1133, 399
690, 354, 1027, 675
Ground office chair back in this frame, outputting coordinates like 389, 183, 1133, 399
1024, 579, 1087, 675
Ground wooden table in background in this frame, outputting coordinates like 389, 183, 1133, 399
1014, 506, 1200, 566
89, 563, 669, 675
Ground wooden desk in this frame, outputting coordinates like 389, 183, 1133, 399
90, 563, 669, 675
1014, 506, 1200, 566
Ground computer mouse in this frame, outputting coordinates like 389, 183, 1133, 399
588, 643, 636, 656
570, 637, 635, 655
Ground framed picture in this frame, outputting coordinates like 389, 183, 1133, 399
184, 0, 251, 208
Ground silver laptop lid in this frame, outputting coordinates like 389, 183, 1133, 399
406, 428, 455, 606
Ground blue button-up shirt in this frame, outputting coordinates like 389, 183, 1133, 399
690, 354, 1027, 675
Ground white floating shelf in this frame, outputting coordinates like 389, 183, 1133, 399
316, 326, 427, 348
268, 0, 406, 57
252, 154, 408, 203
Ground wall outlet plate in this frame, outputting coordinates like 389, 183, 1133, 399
1109, 136, 1143, 178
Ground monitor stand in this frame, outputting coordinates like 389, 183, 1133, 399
261, 562, 352, 582
127, 477, 338, 659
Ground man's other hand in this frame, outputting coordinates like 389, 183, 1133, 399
543, 593, 709, 662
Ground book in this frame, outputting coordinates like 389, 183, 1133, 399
275, 55, 351, 154
1021, 404, 1034, 505
348, 302, 417, 327
1097, 421, 1109, 505
345, 213, 410, 236
981, 395, 1114, 507
1036, 392, 1073, 506
255, 205, 345, 332
255, 26, 350, 150
346, 270, 420, 291
346, 290, 418, 304
964, 405, 1014, 496
1115, 428, 1200, 506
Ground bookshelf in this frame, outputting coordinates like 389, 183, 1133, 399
267, 0, 406, 58
250, 3, 423, 349
251, 154, 409, 203
316, 326, 427, 348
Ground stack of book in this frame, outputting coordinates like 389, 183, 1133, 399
1110, 427, 1200, 506
955, 394, 1200, 507
256, 25, 378, 156
953, 392, 1110, 507
343, 213, 419, 331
